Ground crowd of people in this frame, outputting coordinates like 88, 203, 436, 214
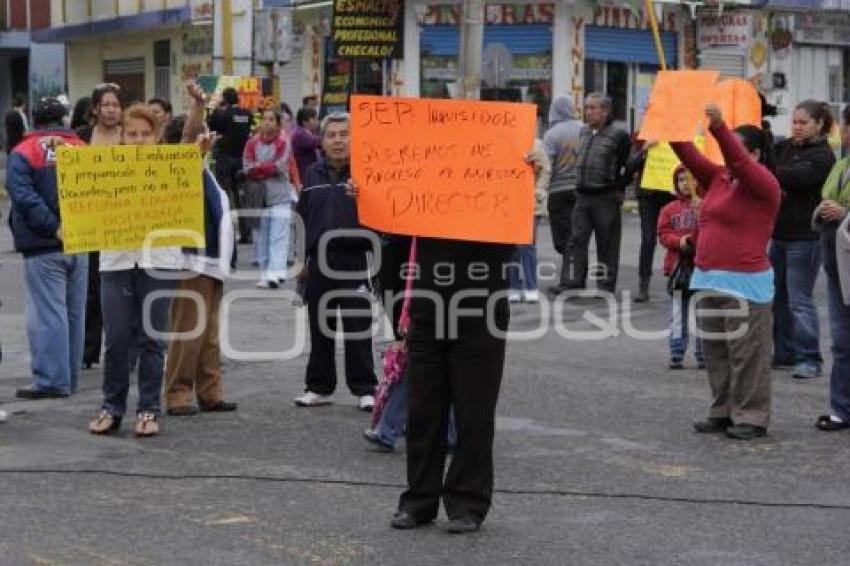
2, 81, 850, 532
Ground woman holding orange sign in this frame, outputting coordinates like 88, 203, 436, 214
671, 105, 781, 441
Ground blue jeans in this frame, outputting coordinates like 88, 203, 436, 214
254, 204, 291, 282
24, 252, 88, 394
509, 217, 539, 291
101, 269, 175, 417
822, 224, 850, 421
770, 239, 822, 366
375, 375, 457, 449
668, 291, 703, 361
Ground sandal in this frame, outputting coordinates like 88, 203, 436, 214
135, 412, 160, 437
816, 415, 850, 431
89, 410, 121, 435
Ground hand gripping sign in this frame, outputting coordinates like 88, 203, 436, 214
351, 95, 537, 245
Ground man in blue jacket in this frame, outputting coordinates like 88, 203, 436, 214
293, 112, 377, 410
6, 98, 88, 399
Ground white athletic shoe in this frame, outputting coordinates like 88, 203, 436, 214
0, 409, 7, 423
358, 395, 375, 412
294, 391, 333, 407
508, 292, 523, 303
524, 290, 540, 303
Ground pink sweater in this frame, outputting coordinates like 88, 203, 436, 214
671, 122, 781, 273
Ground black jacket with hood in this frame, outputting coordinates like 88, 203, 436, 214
574, 117, 631, 196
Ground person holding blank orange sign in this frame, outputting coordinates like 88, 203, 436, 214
671, 105, 781, 441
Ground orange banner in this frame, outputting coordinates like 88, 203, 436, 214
704, 79, 762, 164
638, 70, 720, 142
351, 95, 537, 244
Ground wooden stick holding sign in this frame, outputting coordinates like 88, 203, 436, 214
350, 95, 537, 244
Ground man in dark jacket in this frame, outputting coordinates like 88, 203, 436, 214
6, 98, 88, 399
208, 87, 253, 242
293, 112, 377, 410
552, 92, 631, 294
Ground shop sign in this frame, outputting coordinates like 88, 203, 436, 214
698, 12, 751, 49
423, 4, 555, 26
332, 0, 404, 59
190, 0, 213, 23
794, 12, 850, 46
592, 7, 678, 33
321, 60, 353, 116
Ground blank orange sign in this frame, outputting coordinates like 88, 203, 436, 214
351, 95, 537, 244
703, 79, 762, 164
638, 70, 720, 142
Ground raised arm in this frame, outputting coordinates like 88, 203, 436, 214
181, 82, 208, 144
711, 117, 780, 200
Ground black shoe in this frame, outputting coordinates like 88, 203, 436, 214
693, 417, 732, 433
725, 424, 767, 440
697, 360, 706, 370
546, 284, 567, 297
390, 511, 431, 530
816, 415, 850, 431
15, 387, 69, 400
669, 359, 684, 370
447, 516, 481, 534
166, 405, 199, 417
200, 401, 238, 412
362, 428, 394, 452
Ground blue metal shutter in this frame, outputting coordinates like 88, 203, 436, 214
585, 26, 677, 66
421, 25, 553, 57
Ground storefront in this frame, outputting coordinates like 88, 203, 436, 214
582, 5, 680, 133
419, 3, 554, 125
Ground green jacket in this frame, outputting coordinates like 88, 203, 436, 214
822, 156, 850, 206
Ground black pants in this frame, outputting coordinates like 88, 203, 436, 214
215, 155, 252, 243
305, 252, 377, 396
562, 192, 623, 292
398, 322, 506, 523
378, 236, 413, 339
637, 192, 674, 280
83, 252, 102, 365
547, 191, 576, 256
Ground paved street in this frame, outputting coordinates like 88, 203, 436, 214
1, 200, 850, 565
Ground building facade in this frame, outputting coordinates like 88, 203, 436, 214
34, 0, 215, 114
1, 0, 65, 142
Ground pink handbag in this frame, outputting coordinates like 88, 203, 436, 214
371, 237, 417, 426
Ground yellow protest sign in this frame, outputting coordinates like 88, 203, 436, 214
641, 137, 705, 192
56, 145, 205, 253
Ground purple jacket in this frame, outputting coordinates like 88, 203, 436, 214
291, 125, 322, 182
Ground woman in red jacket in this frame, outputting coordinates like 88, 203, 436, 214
671, 105, 781, 440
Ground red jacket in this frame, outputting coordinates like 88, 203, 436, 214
658, 168, 699, 276
671, 122, 780, 273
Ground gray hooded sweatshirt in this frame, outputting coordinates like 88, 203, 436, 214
543, 96, 584, 195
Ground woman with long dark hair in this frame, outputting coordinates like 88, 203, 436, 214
77, 84, 124, 369
771, 100, 836, 379
671, 105, 781, 440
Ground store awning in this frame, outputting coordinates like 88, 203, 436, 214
31, 6, 191, 43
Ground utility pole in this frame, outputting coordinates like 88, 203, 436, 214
222, 0, 234, 74
458, 0, 484, 100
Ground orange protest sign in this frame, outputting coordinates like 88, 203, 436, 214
703, 79, 762, 164
351, 95, 537, 244
638, 70, 720, 142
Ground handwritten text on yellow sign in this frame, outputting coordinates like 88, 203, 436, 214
56, 145, 205, 253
